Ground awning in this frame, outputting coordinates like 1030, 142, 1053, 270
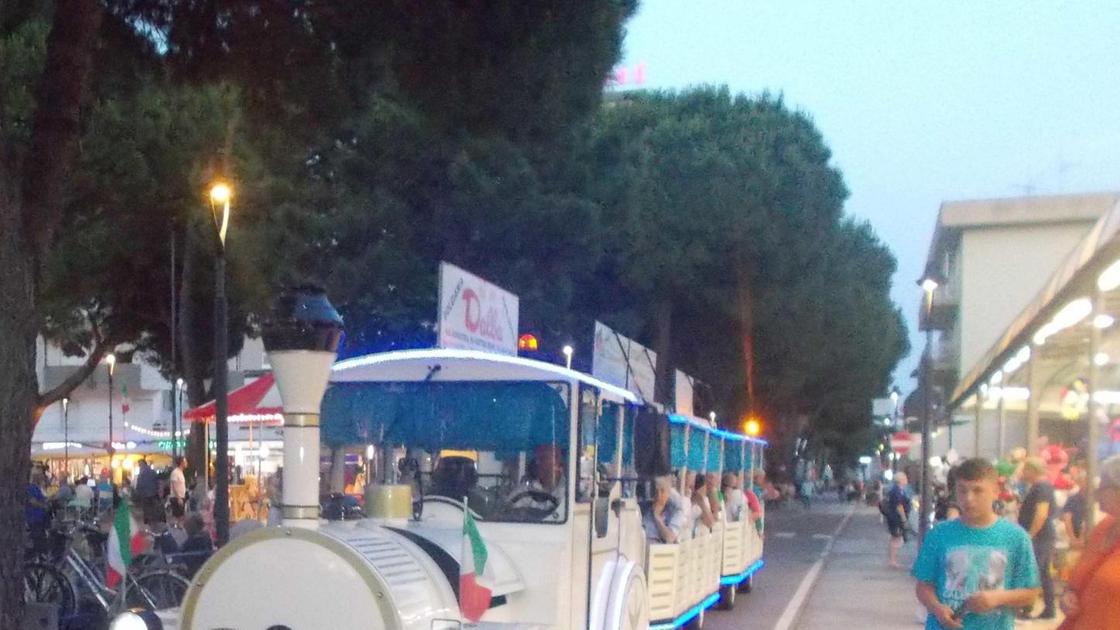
184, 374, 282, 424
951, 198, 1120, 408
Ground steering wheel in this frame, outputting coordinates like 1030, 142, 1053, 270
503, 490, 561, 520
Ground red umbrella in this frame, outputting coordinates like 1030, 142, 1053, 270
184, 373, 282, 425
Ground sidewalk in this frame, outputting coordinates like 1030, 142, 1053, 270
793, 504, 1063, 630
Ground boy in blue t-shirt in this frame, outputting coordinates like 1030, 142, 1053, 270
912, 458, 1040, 629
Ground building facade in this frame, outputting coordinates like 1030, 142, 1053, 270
920, 192, 1120, 458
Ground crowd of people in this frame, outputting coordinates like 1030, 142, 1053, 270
25, 456, 217, 577
640, 469, 770, 544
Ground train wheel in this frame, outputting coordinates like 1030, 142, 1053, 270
717, 583, 736, 610
736, 573, 754, 593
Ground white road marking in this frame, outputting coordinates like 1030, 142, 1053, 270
772, 507, 856, 630
773, 531, 796, 539
810, 534, 833, 541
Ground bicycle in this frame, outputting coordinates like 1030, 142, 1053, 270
23, 524, 78, 619
54, 520, 191, 616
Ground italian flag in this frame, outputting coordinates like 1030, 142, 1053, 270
106, 505, 144, 588
121, 383, 130, 415
459, 508, 492, 622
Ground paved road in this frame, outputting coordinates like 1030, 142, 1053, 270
706, 496, 860, 630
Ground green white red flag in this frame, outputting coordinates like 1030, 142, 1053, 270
106, 505, 144, 588
459, 507, 492, 621
121, 383, 130, 415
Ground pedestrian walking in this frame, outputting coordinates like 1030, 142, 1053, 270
135, 458, 162, 524
1058, 455, 1120, 630
913, 457, 1040, 629
1017, 456, 1057, 620
26, 470, 51, 557
883, 472, 911, 568
169, 456, 188, 528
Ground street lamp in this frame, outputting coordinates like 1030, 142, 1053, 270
208, 180, 232, 545
106, 353, 116, 456
916, 269, 943, 543
62, 397, 70, 471
562, 345, 574, 370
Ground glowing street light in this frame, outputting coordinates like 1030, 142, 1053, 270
562, 345, 574, 370
743, 417, 762, 437
209, 182, 232, 248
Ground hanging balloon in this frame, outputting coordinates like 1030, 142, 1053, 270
995, 459, 1017, 478
1059, 378, 1090, 421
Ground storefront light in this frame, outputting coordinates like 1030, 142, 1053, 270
1053, 298, 1093, 330
990, 370, 1003, 384
1095, 314, 1116, 329
1098, 259, 1120, 292
1095, 352, 1110, 367
1017, 345, 1031, 363
1001, 387, 1031, 401
1033, 323, 1057, 346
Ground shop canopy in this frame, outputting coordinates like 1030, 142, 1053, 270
184, 373, 283, 424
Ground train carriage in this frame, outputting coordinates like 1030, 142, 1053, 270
126, 347, 766, 630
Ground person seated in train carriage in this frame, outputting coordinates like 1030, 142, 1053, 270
507, 443, 567, 520
722, 472, 746, 522
643, 475, 688, 543
705, 472, 724, 517
691, 473, 717, 536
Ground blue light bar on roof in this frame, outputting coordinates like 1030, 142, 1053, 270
667, 413, 768, 446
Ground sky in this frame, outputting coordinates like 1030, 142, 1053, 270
617, 1, 1120, 393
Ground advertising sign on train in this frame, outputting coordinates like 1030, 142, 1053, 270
437, 262, 520, 356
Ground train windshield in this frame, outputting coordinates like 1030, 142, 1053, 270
322, 381, 572, 522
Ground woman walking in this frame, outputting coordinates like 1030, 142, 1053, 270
1058, 455, 1120, 629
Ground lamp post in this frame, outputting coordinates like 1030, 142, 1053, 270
209, 181, 232, 545
261, 286, 344, 530
562, 345, 574, 370
917, 271, 941, 543
63, 397, 70, 471
106, 353, 116, 456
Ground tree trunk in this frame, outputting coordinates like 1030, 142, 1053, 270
179, 226, 210, 481
0, 3, 102, 626
652, 296, 673, 406
0, 202, 41, 630
735, 262, 757, 412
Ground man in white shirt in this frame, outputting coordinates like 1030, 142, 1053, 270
169, 456, 188, 528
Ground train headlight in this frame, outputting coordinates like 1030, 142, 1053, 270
109, 609, 163, 630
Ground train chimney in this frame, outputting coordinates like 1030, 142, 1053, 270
262, 286, 343, 529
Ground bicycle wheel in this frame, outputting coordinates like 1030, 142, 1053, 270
127, 570, 190, 610
23, 562, 77, 618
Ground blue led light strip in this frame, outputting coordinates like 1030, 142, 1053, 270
719, 559, 765, 586
649, 592, 721, 629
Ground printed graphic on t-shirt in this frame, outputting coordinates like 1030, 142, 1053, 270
942, 546, 1007, 607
